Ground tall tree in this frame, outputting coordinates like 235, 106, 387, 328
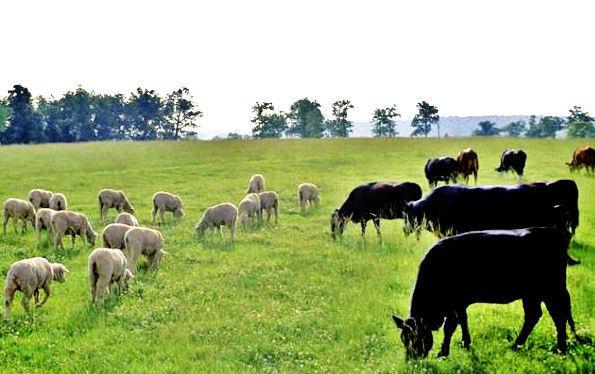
59, 87, 96, 142
473, 120, 501, 136
287, 98, 324, 138
502, 120, 527, 137
371, 105, 400, 137
410, 101, 439, 137
2, 85, 43, 144
251, 102, 288, 138
93, 94, 130, 140
128, 88, 164, 140
566, 106, 595, 138
163, 87, 202, 139
526, 116, 564, 138
325, 99, 354, 137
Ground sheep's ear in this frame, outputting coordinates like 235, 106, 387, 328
392, 315, 405, 329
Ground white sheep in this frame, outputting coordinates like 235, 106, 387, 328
4, 257, 69, 319
246, 174, 266, 194
50, 210, 98, 250
102, 223, 132, 250
151, 191, 184, 224
298, 183, 320, 211
238, 193, 262, 229
114, 212, 139, 226
49, 193, 68, 211
35, 208, 56, 247
28, 189, 53, 210
98, 189, 135, 220
123, 227, 166, 273
195, 202, 237, 242
3, 198, 36, 235
258, 191, 279, 224
88, 247, 134, 305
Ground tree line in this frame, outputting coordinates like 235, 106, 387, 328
0, 85, 202, 144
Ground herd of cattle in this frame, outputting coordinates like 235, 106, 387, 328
330, 146, 593, 359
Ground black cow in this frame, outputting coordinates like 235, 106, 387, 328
331, 182, 422, 239
424, 157, 459, 188
496, 149, 527, 177
393, 226, 584, 359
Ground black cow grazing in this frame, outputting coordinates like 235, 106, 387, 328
456, 148, 479, 184
496, 149, 527, 177
424, 157, 459, 188
393, 226, 583, 359
331, 182, 422, 239
567, 146, 595, 174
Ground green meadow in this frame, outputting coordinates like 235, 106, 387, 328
0, 138, 593, 373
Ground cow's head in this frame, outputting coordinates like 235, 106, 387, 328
392, 315, 433, 359
565, 161, 577, 171
402, 203, 420, 237
330, 209, 347, 239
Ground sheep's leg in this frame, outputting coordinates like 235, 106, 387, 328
159, 209, 165, 225
151, 205, 158, 223
438, 313, 458, 357
21, 290, 33, 316
4, 283, 17, 320
513, 298, 542, 349
96, 276, 109, 305
54, 231, 63, 250
37, 285, 50, 308
101, 205, 108, 221
360, 221, 367, 237
34, 288, 40, 304
274, 205, 278, 224
21, 219, 27, 234
80, 228, 88, 248
457, 308, 471, 348
2, 214, 8, 235
12, 218, 18, 234
266, 208, 271, 222
473, 171, 478, 185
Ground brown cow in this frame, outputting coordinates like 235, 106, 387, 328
566, 146, 595, 175
456, 148, 479, 184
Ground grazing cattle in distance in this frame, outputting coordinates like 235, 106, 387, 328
424, 157, 459, 188
456, 148, 479, 184
392, 226, 583, 359
566, 146, 595, 174
496, 149, 527, 177
331, 182, 422, 239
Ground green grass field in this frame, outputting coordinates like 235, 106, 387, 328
0, 138, 593, 373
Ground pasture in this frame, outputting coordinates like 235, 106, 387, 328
0, 138, 593, 372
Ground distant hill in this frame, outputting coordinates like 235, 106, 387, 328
351, 115, 535, 137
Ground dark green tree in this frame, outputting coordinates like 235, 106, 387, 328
2, 85, 43, 144
251, 102, 288, 138
59, 88, 96, 141
287, 98, 324, 138
128, 88, 164, 140
371, 105, 400, 137
566, 106, 594, 138
526, 116, 564, 138
410, 101, 439, 137
93, 94, 130, 140
325, 99, 354, 137
502, 120, 527, 137
163, 87, 202, 139
473, 120, 501, 136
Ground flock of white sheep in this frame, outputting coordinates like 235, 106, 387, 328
2, 175, 320, 319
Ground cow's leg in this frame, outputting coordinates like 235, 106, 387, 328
438, 312, 458, 357
457, 308, 471, 348
373, 218, 381, 239
513, 298, 542, 348
360, 221, 367, 237
567, 254, 581, 266
544, 295, 568, 353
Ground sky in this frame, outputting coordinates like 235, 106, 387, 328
1, 0, 594, 137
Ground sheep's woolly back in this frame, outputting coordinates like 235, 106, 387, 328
246, 174, 266, 194
196, 203, 238, 231
49, 193, 68, 211
238, 194, 261, 216
102, 223, 132, 249
29, 189, 53, 209
115, 212, 139, 226
258, 191, 279, 209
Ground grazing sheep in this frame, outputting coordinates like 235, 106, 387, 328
88, 248, 134, 305
298, 183, 319, 211
123, 227, 166, 273
98, 189, 135, 220
151, 191, 184, 224
29, 189, 53, 210
115, 212, 139, 226
246, 174, 266, 194
4, 257, 69, 319
258, 191, 279, 223
51, 210, 98, 250
102, 223, 132, 250
238, 193, 262, 228
35, 208, 56, 246
3, 198, 36, 235
195, 202, 237, 243
49, 193, 68, 211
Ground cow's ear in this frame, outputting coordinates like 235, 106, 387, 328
392, 315, 405, 329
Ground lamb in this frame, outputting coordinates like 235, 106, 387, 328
28, 189, 53, 210
35, 208, 56, 246
151, 191, 184, 224
3, 198, 36, 235
298, 183, 319, 211
238, 193, 262, 228
246, 174, 266, 194
88, 248, 134, 305
102, 223, 132, 249
195, 202, 237, 243
98, 189, 135, 220
115, 212, 139, 226
258, 191, 279, 223
49, 193, 68, 211
4, 257, 69, 319
51, 210, 98, 250
123, 227, 166, 273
